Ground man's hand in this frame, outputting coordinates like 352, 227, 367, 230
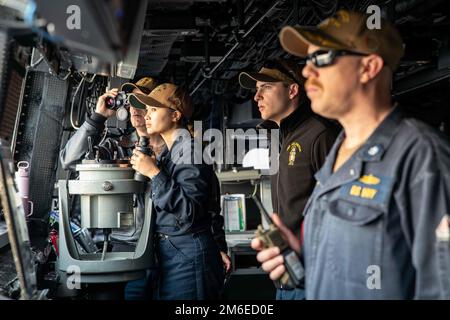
251, 213, 301, 281
130, 149, 160, 179
220, 251, 232, 274
95, 88, 118, 118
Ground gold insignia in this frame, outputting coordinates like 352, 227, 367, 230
154, 84, 166, 92
336, 10, 350, 23
350, 185, 362, 196
361, 188, 377, 199
287, 142, 302, 166
349, 185, 378, 200
359, 174, 380, 185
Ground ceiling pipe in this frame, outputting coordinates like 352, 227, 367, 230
190, 0, 283, 95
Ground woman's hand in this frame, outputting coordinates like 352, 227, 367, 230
130, 149, 160, 179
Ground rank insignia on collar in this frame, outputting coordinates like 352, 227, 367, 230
287, 142, 302, 166
341, 174, 393, 204
359, 174, 380, 185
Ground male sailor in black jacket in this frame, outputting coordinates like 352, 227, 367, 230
239, 59, 339, 299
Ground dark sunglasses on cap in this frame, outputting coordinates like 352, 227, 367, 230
305, 49, 369, 68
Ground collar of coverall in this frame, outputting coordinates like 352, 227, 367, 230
313, 105, 403, 186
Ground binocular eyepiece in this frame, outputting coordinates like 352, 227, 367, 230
105, 91, 129, 121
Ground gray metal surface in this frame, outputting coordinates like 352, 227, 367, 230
70, 164, 143, 229
79, 193, 134, 229
0, 31, 8, 118
14, 70, 69, 236
69, 180, 144, 194
58, 180, 155, 282
29, 73, 68, 225
0, 248, 17, 297
0, 221, 8, 248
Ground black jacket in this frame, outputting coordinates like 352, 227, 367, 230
264, 105, 340, 237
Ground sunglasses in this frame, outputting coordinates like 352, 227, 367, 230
305, 49, 368, 68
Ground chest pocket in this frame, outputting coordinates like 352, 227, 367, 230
324, 174, 394, 287
328, 197, 385, 226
